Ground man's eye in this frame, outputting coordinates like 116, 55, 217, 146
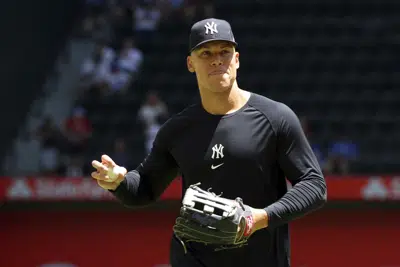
201, 51, 211, 56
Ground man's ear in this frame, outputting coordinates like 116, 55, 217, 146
235, 52, 240, 70
187, 56, 195, 73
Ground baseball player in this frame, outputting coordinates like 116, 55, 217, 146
91, 18, 327, 267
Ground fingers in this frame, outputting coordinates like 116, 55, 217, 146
91, 171, 110, 181
91, 155, 119, 186
101, 154, 115, 167
92, 160, 108, 173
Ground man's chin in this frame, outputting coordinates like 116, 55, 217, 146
210, 83, 232, 93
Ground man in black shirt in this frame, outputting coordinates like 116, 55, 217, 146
91, 18, 327, 267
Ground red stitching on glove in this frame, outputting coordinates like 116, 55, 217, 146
243, 215, 254, 237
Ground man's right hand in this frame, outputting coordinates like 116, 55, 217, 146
91, 154, 127, 191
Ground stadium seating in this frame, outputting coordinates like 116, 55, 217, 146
0, 0, 84, 163
79, 0, 400, 174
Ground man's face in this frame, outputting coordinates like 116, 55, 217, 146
187, 41, 239, 93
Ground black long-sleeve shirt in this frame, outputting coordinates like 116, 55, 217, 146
112, 93, 327, 267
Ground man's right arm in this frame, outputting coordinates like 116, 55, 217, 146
108, 122, 179, 208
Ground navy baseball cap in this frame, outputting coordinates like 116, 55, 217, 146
189, 18, 238, 53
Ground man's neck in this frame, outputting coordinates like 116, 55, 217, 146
199, 83, 251, 115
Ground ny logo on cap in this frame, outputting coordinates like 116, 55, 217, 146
204, 21, 218, 35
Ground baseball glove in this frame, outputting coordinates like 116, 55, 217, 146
173, 183, 254, 252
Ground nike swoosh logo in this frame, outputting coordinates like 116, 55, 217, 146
211, 163, 224, 170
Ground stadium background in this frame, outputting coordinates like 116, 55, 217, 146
0, 0, 399, 266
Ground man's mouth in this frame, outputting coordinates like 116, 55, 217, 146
209, 70, 226, 76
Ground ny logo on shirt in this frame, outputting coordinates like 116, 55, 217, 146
204, 21, 218, 35
211, 144, 224, 159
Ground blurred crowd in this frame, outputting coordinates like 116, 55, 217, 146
30, 0, 358, 178
300, 117, 358, 176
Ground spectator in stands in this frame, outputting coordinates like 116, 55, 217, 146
63, 107, 93, 157
117, 37, 143, 77
325, 135, 358, 174
137, 91, 169, 129
79, 40, 116, 95
60, 107, 93, 177
36, 116, 62, 176
103, 60, 131, 94
80, 40, 115, 82
111, 138, 131, 169
145, 114, 168, 154
96, 37, 143, 95
132, 0, 162, 49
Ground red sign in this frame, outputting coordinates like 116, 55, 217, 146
0, 176, 182, 202
1, 209, 399, 267
329, 175, 400, 200
0, 175, 399, 202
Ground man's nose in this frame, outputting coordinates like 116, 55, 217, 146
211, 55, 223, 66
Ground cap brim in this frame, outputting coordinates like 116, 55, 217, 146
189, 39, 238, 53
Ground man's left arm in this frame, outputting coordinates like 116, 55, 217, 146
252, 104, 327, 232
